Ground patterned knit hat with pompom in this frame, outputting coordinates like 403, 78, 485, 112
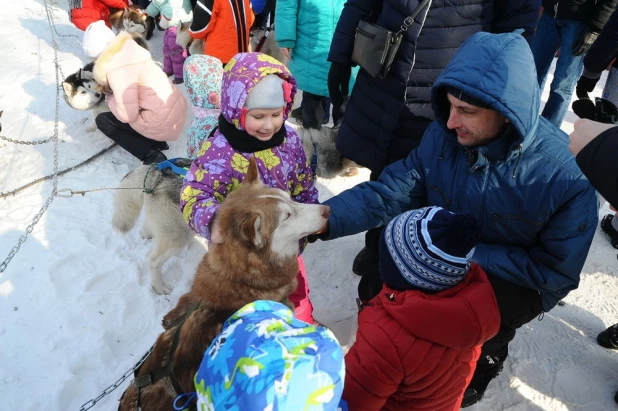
379, 206, 479, 292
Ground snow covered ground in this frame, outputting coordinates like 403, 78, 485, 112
1, 1, 617, 410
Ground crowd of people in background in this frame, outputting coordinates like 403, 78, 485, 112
65, 0, 618, 409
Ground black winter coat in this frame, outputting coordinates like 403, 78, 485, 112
584, 9, 618, 74
576, 126, 618, 207
329, 0, 541, 173
541, 0, 618, 32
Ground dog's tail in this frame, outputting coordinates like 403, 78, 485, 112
112, 166, 150, 233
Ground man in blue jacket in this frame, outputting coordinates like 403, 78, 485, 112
318, 31, 598, 407
328, 0, 542, 281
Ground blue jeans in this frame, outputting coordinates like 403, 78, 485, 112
531, 13, 586, 127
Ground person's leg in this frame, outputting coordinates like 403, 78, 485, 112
301, 91, 325, 130
95, 112, 166, 163
531, 13, 562, 94
541, 19, 587, 127
603, 67, 618, 105
163, 30, 173, 75
290, 256, 315, 324
461, 276, 544, 407
322, 97, 331, 124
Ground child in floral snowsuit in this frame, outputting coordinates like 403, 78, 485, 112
145, 0, 193, 83
192, 300, 346, 410
181, 52, 319, 324
184, 55, 223, 159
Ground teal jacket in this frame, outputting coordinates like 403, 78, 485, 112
275, 0, 357, 97
324, 32, 599, 311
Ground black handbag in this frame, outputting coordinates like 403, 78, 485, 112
351, 0, 432, 79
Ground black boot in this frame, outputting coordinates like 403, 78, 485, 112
461, 355, 504, 408
614, 389, 618, 405
352, 247, 379, 277
600, 214, 618, 249
597, 323, 618, 349
142, 149, 167, 165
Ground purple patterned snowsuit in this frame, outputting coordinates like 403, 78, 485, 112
180, 52, 319, 323
163, 26, 188, 80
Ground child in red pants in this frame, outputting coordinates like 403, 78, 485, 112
180, 52, 318, 324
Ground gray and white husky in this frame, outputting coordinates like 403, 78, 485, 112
112, 160, 194, 295
62, 62, 109, 132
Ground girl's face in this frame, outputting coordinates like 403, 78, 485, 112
244, 107, 285, 141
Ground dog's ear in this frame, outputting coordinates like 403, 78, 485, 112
211, 217, 224, 244
240, 214, 264, 248
62, 82, 73, 96
244, 156, 261, 185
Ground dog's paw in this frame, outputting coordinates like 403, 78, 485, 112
151, 281, 172, 295
140, 227, 153, 240
85, 124, 97, 133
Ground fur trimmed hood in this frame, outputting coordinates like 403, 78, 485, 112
93, 32, 152, 87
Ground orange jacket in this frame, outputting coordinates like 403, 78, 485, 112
70, 0, 128, 31
189, 0, 254, 64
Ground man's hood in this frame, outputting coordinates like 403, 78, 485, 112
220, 53, 296, 131
431, 31, 540, 152
379, 264, 501, 349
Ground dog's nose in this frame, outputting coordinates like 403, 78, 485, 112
320, 205, 330, 219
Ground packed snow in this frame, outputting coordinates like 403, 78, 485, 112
1, 1, 617, 410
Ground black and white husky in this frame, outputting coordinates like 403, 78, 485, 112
61, 62, 109, 132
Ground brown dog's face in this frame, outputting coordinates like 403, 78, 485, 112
211, 158, 330, 259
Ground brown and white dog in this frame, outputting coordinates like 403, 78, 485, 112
117, 157, 330, 410
110, 6, 154, 40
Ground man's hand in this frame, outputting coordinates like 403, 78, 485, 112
280, 48, 292, 61
307, 221, 329, 243
328, 62, 351, 112
572, 30, 599, 56
569, 118, 616, 155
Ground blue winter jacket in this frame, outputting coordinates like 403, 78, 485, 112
324, 32, 599, 312
330, 0, 542, 173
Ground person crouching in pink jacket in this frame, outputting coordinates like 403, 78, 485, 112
83, 21, 188, 164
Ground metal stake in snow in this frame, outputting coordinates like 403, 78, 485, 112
0, 0, 61, 274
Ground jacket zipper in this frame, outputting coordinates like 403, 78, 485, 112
554, 3, 558, 17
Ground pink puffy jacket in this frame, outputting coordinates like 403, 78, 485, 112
93, 32, 187, 141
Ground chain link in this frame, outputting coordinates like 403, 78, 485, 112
0, 0, 62, 273
78, 345, 154, 411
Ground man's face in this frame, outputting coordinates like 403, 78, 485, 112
446, 93, 508, 147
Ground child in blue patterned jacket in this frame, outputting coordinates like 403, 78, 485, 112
185, 300, 348, 410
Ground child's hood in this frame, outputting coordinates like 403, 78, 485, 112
184, 55, 223, 109
378, 263, 501, 349
93, 32, 152, 87
220, 52, 296, 130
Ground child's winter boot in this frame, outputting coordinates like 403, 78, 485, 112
600, 214, 618, 249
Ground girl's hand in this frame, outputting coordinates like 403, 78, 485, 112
280, 48, 292, 61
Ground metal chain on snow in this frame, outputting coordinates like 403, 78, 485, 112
77, 344, 154, 411
0, 0, 62, 273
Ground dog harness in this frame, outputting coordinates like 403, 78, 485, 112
129, 302, 201, 411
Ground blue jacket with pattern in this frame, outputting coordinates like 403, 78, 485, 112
324, 31, 599, 311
